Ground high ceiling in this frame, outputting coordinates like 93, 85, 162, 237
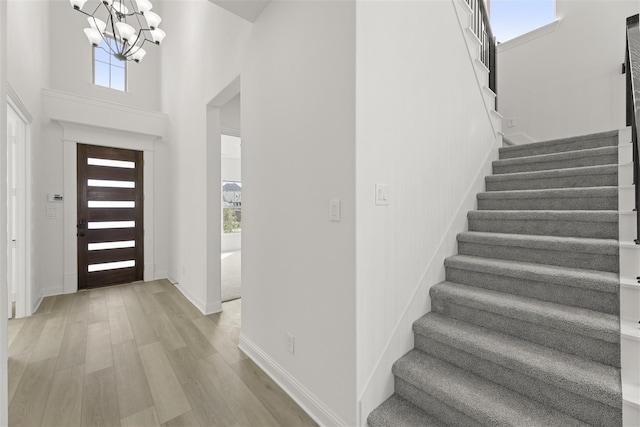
208, 0, 271, 22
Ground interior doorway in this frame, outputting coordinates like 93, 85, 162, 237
220, 95, 242, 302
7, 102, 27, 319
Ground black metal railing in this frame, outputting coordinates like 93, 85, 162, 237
465, 0, 497, 104
625, 14, 640, 244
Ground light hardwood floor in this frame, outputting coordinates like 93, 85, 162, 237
8, 279, 318, 427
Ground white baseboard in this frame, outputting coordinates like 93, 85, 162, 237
501, 132, 536, 145
239, 334, 348, 427
31, 293, 43, 315
204, 301, 222, 315
174, 282, 209, 315
154, 270, 168, 281
42, 286, 62, 297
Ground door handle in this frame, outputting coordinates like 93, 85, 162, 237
77, 219, 86, 237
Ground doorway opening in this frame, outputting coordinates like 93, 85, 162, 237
7, 101, 28, 319
221, 133, 241, 302
76, 144, 144, 289
220, 91, 241, 302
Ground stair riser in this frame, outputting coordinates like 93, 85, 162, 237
445, 266, 619, 315
468, 218, 618, 240
430, 299, 620, 367
621, 334, 640, 387
394, 378, 481, 427
414, 335, 621, 426
621, 284, 640, 322
485, 173, 617, 191
620, 212, 637, 241
493, 153, 618, 174
457, 241, 619, 273
624, 401, 640, 427
620, 245, 640, 278
499, 136, 618, 159
478, 196, 617, 211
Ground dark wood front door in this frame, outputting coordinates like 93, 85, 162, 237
77, 144, 144, 289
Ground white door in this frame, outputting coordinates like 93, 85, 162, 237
7, 104, 26, 319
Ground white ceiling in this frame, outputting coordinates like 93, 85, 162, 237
208, 0, 271, 22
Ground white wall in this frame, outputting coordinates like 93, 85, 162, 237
221, 93, 241, 136
7, 0, 51, 309
49, 0, 161, 111
240, 1, 357, 425
498, 0, 638, 142
356, 0, 499, 422
159, 0, 251, 313
0, 0, 9, 423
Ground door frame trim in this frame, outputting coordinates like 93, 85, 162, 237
59, 121, 157, 294
7, 84, 32, 317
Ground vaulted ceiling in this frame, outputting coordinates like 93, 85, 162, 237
208, 0, 271, 22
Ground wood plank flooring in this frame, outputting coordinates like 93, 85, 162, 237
8, 279, 317, 427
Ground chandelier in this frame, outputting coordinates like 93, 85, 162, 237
69, 0, 166, 63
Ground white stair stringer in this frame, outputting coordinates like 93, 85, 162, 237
617, 127, 640, 427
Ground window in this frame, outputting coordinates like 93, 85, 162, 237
222, 181, 242, 233
93, 36, 127, 91
490, 0, 555, 42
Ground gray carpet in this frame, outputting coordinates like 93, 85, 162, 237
367, 131, 622, 426
221, 250, 241, 302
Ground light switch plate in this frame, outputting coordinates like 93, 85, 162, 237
329, 199, 341, 222
375, 184, 390, 206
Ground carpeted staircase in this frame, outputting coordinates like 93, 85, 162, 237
368, 130, 622, 426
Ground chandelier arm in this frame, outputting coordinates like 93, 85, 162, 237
121, 28, 143, 56
90, 1, 102, 16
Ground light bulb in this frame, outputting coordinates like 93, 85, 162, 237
87, 17, 107, 34
144, 11, 161, 29
69, 0, 88, 10
112, 1, 129, 15
84, 28, 103, 46
135, 0, 153, 14
132, 47, 146, 63
115, 22, 135, 42
150, 28, 165, 45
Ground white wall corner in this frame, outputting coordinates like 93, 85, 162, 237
239, 334, 349, 427
154, 270, 169, 281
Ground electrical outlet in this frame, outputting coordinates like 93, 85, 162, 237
286, 332, 295, 354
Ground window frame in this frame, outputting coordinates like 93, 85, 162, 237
92, 35, 128, 92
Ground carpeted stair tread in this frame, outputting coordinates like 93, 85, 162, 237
430, 281, 619, 343
368, 129, 623, 426
485, 164, 617, 191
413, 313, 622, 408
393, 349, 587, 427
444, 254, 619, 294
468, 209, 618, 224
467, 210, 618, 239
457, 231, 618, 256
444, 255, 620, 315
477, 186, 617, 210
492, 146, 618, 175
499, 130, 618, 159
367, 394, 446, 427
